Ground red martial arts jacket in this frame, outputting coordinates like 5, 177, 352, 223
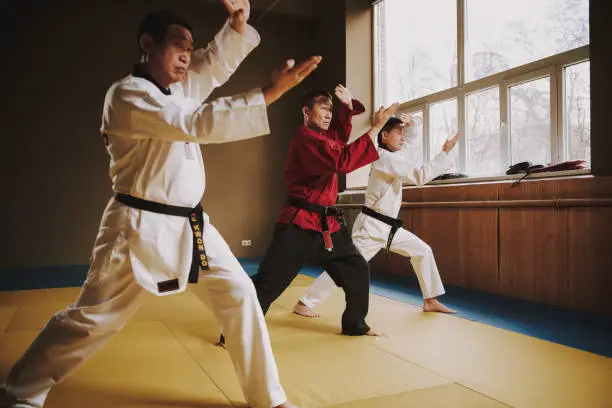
276, 99, 380, 234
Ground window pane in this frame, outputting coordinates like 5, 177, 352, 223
429, 98, 458, 169
466, 87, 501, 175
402, 111, 424, 167
510, 77, 551, 165
565, 60, 591, 163
375, 0, 457, 105
466, 0, 589, 82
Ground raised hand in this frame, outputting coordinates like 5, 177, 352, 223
262, 56, 323, 105
334, 84, 353, 109
372, 103, 399, 130
221, 0, 250, 35
442, 132, 461, 152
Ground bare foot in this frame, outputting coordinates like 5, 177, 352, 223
423, 298, 456, 314
339, 328, 386, 337
364, 328, 385, 337
293, 301, 320, 318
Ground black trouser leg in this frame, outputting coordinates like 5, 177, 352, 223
318, 231, 371, 335
220, 224, 314, 345
251, 224, 315, 314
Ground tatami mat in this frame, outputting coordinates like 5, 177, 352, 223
0, 274, 610, 408
0, 307, 16, 337
326, 384, 510, 408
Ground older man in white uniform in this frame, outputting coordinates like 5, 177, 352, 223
293, 114, 460, 317
0, 2, 320, 408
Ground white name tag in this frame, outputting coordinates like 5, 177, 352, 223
184, 143, 194, 160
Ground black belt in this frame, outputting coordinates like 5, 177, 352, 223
286, 196, 346, 251
115, 193, 209, 293
361, 206, 403, 256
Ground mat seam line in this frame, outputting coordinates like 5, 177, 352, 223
370, 344, 513, 407
161, 320, 238, 408
1, 304, 20, 336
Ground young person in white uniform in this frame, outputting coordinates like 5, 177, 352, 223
0, 2, 320, 407
293, 114, 461, 318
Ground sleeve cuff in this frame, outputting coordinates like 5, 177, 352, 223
246, 88, 270, 136
350, 99, 366, 115
220, 18, 261, 49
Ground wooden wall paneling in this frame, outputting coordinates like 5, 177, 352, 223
405, 183, 499, 290
498, 175, 612, 201
498, 206, 569, 307
458, 208, 500, 293
566, 207, 612, 314
410, 208, 463, 286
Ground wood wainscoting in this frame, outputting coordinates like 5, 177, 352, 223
338, 176, 612, 315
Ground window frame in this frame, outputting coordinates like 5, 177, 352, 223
372, 0, 591, 181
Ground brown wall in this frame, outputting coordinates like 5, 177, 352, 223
339, 176, 612, 315
590, 0, 612, 176
345, 0, 375, 189
0, 0, 346, 268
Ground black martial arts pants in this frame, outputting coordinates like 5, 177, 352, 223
251, 222, 371, 335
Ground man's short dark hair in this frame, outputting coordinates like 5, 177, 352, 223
302, 90, 333, 109
137, 10, 193, 50
377, 117, 403, 148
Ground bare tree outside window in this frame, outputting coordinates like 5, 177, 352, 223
467, 87, 501, 175
377, 0, 457, 105
565, 61, 591, 163
430, 98, 458, 171
374, 0, 590, 178
510, 77, 552, 165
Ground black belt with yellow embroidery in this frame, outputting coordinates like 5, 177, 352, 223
286, 196, 347, 251
361, 206, 403, 256
114, 193, 209, 293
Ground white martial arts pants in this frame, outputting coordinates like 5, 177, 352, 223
0, 199, 286, 408
300, 227, 445, 309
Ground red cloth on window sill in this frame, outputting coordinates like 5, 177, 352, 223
530, 160, 588, 173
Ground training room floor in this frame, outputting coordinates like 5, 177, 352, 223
1, 265, 611, 408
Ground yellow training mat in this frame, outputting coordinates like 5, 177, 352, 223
0, 307, 16, 336
0, 275, 611, 408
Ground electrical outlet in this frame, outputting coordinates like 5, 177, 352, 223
241, 240, 252, 247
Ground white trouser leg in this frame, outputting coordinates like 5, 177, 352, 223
196, 221, 286, 408
299, 234, 382, 309
299, 271, 337, 309
0, 201, 144, 408
389, 228, 445, 299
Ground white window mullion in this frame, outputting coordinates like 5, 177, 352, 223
457, 0, 466, 173
500, 82, 510, 170
550, 66, 560, 165
458, 91, 467, 173
556, 63, 566, 163
457, 0, 465, 89
423, 104, 431, 161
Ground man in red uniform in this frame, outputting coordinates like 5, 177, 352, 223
227, 85, 397, 341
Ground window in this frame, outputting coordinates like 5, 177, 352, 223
466, 87, 501, 175
564, 60, 591, 163
371, 0, 590, 185
429, 99, 458, 171
465, 0, 589, 82
375, 0, 457, 105
510, 76, 552, 165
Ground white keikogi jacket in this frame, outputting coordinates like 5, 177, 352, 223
100, 20, 268, 296
352, 122, 456, 241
